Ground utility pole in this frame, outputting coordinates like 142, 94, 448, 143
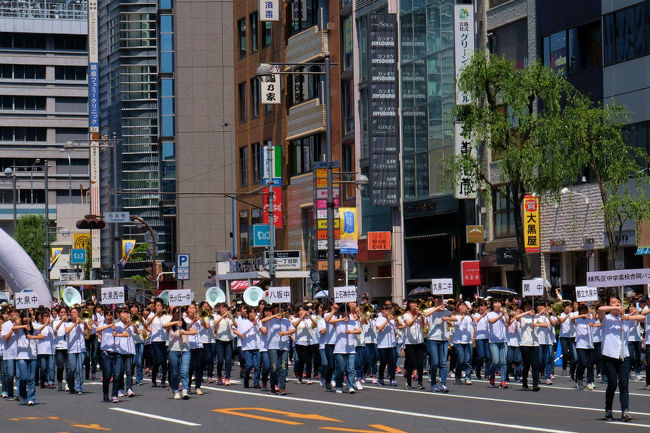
324, 54, 335, 299
266, 144, 276, 285
112, 132, 120, 285
43, 159, 49, 288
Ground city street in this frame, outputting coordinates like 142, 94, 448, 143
3, 374, 649, 433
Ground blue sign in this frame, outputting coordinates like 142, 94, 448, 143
252, 224, 272, 247
176, 253, 190, 280
70, 248, 86, 265
89, 62, 99, 128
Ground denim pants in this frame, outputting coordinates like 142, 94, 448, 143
538, 344, 554, 378
319, 348, 329, 380
120, 354, 134, 392
242, 349, 260, 387
260, 351, 271, 385
0, 356, 6, 396
37, 354, 55, 385
324, 344, 335, 383
335, 353, 356, 390
101, 351, 120, 397
67, 352, 85, 393
628, 341, 642, 374
520, 345, 540, 387
474, 338, 491, 377
355, 346, 366, 380
4, 358, 15, 398
16, 359, 37, 404
269, 349, 288, 390
364, 343, 378, 376
455, 343, 472, 381
576, 348, 594, 383
489, 342, 507, 381
168, 350, 191, 393
603, 355, 630, 412
560, 337, 578, 377
215, 340, 233, 379
134, 343, 144, 383
427, 340, 448, 386
506, 346, 522, 379
150, 341, 168, 385
202, 343, 214, 378
84, 334, 99, 377
190, 348, 204, 390
378, 347, 396, 381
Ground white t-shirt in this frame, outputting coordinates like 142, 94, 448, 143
575, 317, 594, 349
16, 329, 36, 360
36, 323, 55, 355
559, 312, 577, 338
2, 320, 18, 359
363, 320, 377, 344
186, 319, 203, 350
601, 313, 629, 359
333, 319, 358, 354
215, 315, 235, 341
375, 316, 396, 349
625, 320, 641, 342
473, 313, 489, 339
294, 317, 315, 346
237, 318, 258, 351
404, 312, 424, 345
507, 321, 520, 347
427, 310, 450, 341
453, 315, 473, 344
99, 325, 116, 351
266, 318, 293, 351
114, 320, 136, 355
149, 313, 170, 343
66, 322, 86, 353
316, 317, 327, 350
53, 319, 68, 350
199, 319, 215, 344
487, 311, 508, 343
519, 314, 539, 347
535, 315, 552, 345
591, 319, 601, 343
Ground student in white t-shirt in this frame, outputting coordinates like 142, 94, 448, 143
402, 299, 425, 390
574, 304, 598, 390
558, 301, 578, 379
487, 300, 510, 389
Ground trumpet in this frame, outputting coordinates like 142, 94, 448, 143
360, 304, 375, 318
199, 308, 213, 323
130, 313, 142, 326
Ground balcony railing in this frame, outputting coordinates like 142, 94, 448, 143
287, 98, 326, 141
0, 0, 87, 20
286, 25, 328, 65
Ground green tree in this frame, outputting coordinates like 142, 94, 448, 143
13, 214, 47, 271
129, 243, 149, 263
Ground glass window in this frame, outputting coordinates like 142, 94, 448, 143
161, 78, 174, 96
291, 135, 322, 176
238, 81, 247, 122
357, 16, 367, 82
342, 16, 353, 70
238, 18, 247, 58
159, 0, 172, 9
567, 22, 602, 74
342, 79, 354, 134
162, 142, 175, 160
493, 190, 515, 238
239, 210, 249, 254
603, 2, 650, 66
262, 22, 272, 48
250, 12, 258, 53
291, 0, 319, 35
251, 78, 260, 119
239, 146, 248, 186
251, 142, 261, 184
359, 88, 368, 158
491, 19, 528, 69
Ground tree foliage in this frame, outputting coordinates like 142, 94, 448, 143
13, 215, 47, 271
445, 51, 650, 276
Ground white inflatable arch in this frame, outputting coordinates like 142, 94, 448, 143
0, 228, 51, 305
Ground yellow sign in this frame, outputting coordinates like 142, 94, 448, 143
339, 207, 358, 254
122, 239, 136, 262
317, 219, 340, 230
466, 225, 484, 243
49, 247, 63, 270
73, 233, 91, 250
523, 194, 540, 253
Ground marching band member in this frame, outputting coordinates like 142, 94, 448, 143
624, 304, 643, 382
16, 310, 43, 405
292, 303, 317, 385
1, 308, 20, 400
516, 299, 542, 391
214, 303, 235, 385
452, 301, 474, 385
535, 301, 554, 385
184, 304, 205, 395
487, 300, 510, 389
558, 301, 578, 380
316, 304, 329, 388
375, 304, 398, 387
573, 304, 597, 390
403, 299, 425, 390
472, 301, 491, 380
85, 304, 103, 381
505, 305, 522, 383
164, 306, 195, 400
264, 304, 295, 395
331, 303, 361, 394
353, 306, 366, 391
114, 308, 137, 398
53, 306, 69, 391
64, 307, 90, 395
146, 299, 169, 388
597, 294, 645, 422
96, 310, 119, 402
234, 305, 260, 389
258, 306, 273, 391
639, 304, 650, 390
423, 297, 455, 392
197, 301, 215, 384
34, 309, 55, 389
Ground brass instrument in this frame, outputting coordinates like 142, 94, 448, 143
281, 310, 290, 319
392, 306, 405, 320
131, 313, 142, 326
418, 299, 431, 312
360, 304, 375, 318
199, 308, 213, 323
80, 308, 92, 323
141, 328, 149, 340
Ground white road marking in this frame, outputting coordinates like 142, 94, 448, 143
109, 407, 201, 426
464, 378, 650, 398
201, 385, 577, 433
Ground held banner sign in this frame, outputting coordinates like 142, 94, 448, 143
266, 286, 291, 304
169, 289, 193, 307
14, 292, 42, 309
522, 279, 544, 297
523, 194, 540, 253
100, 286, 125, 305
334, 286, 357, 303
576, 286, 599, 302
431, 278, 454, 295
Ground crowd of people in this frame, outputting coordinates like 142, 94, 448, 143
0, 289, 648, 423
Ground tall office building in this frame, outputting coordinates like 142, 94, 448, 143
0, 1, 90, 234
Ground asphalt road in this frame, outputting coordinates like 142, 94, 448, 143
2, 373, 650, 433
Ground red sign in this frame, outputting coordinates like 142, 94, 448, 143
461, 260, 481, 286
368, 231, 391, 250
263, 187, 283, 228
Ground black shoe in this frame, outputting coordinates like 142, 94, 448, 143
522, 382, 529, 390
417, 383, 425, 390
604, 410, 613, 421
103, 394, 110, 402
243, 381, 250, 388
532, 386, 540, 392
254, 384, 261, 389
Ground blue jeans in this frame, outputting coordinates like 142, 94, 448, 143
269, 349, 288, 390
38, 354, 55, 385
242, 349, 260, 387
168, 350, 191, 393
319, 348, 329, 379
628, 341, 642, 374
335, 353, 356, 390
203, 343, 214, 378
260, 351, 271, 385
134, 343, 144, 383
16, 359, 37, 404
489, 342, 508, 382
364, 343, 378, 376
67, 352, 85, 393
355, 346, 366, 379
474, 339, 491, 377
4, 358, 15, 398
215, 340, 233, 379
101, 351, 120, 397
324, 344, 335, 383
506, 346, 522, 380
539, 344, 554, 378
427, 340, 448, 386
560, 337, 578, 377
455, 343, 472, 381
120, 354, 134, 392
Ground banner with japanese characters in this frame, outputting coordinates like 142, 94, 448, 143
266, 286, 291, 304
261, 72, 281, 105
523, 194, 540, 253
522, 279, 544, 297
575, 286, 599, 302
454, 4, 474, 105
586, 269, 650, 288
454, 123, 477, 199
14, 292, 43, 309
100, 286, 125, 305
259, 0, 279, 21
168, 289, 193, 307
431, 278, 454, 295
334, 286, 357, 303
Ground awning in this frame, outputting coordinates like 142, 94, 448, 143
635, 246, 650, 255
230, 280, 261, 294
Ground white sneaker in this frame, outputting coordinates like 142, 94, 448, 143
372, 377, 378, 384
335, 388, 343, 394
27, 401, 34, 406
174, 391, 181, 400
195, 389, 203, 395
117, 390, 125, 397
348, 388, 355, 394
306, 379, 312, 385
182, 389, 189, 400
635, 374, 642, 382
330, 380, 336, 389
127, 389, 135, 398
355, 381, 364, 391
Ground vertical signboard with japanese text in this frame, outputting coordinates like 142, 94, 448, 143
454, 123, 476, 199
261, 71, 281, 105
259, 0, 279, 21
88, 0, 101, 268
368, 14, 400, 207
339, 207, 358, 254
313, 162, 341, 270
523, 194, 540, 253
454, 4, 474, 105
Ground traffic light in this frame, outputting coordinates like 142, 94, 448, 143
75, 214, 106, 230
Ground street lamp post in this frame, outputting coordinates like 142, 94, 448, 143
266, 144, 276, 285
43, 159, 49, 289
3, 167, 16, 231
60, 148, 72, 202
